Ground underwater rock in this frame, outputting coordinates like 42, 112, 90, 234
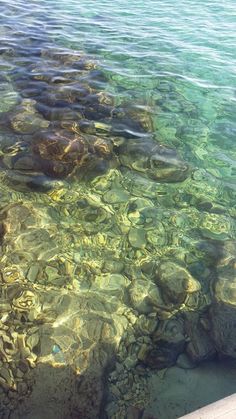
32, 129, 89, 178
0, 41, 192, 193
103, 259, 125, 274
0, 83, 19, 113
135, 315, 158, 336
72, 196, 113, 233
144, 340, 184, 370
143, 317, 186, 369
155, 260, 201, 306
214, 267, 236, 307
121, 169, 160, 198
129, 278, 165, 314
27, 264, 40, 283
92, 273, 130, 299
0, 280, 131, 417
146, 223, 167, 247
6, 99, 50, 134
32, 130, 115, 179
126, 197, 155, 226
209, 259, 236, 358
1, 266, 24, 283
15, 228, 58, 260
124, 103, 154, 132
118, 137, 189, 183
40, 47, 97, 69
36, 102, 83, 123
128, 227, 147, 249
184, 312, 216, 363
209, 303, 236, 359
103, 188, 130, 204
199, 213, 233, 241
44, 265, 63, 286
3, 169, 64, 192
111, 103, 153, 135
1, 129, 115, 186
106, 353, 150, 416
0, 222, 5, 244
11, 288, 41, 321
0, 203, 34, 234
2, 32, 228, 417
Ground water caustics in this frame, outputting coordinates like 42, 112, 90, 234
0, 0, 236, 418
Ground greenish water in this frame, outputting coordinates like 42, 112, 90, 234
0, 0, 236, 418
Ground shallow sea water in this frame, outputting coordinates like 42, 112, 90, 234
0, 0, 236, 418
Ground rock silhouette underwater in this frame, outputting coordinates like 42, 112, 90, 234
0, 44, 190, 191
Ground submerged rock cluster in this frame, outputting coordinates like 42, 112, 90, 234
0, 39, 190, 192
0, 24, 235, 419
0, 171, 235, 418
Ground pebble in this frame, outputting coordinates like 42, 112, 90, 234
73, 252, 81, 263
124, 356, 137, 370
27, 264, 39, 282
103, 259, 125, 274
137, 344, 149, 361
15, 369, 24, 379
45, 266, 60, 281
0, 367, 12, 385
103, 189, 130, 204
128, 228, 146, 249
115, 362, 125, 373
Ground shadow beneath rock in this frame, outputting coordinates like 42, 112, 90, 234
10, 361, 106, 419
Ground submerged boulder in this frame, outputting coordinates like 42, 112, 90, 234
155, 260, 201, 306
184, 312, 216, 364
142, 317, 186, 369
118, 137, 190, 183
5, 99, 49, 134
209, 258, 236, 358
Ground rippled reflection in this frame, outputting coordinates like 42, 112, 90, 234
0, 0, 236, 418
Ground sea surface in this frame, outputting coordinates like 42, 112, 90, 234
0, 0, 236, 418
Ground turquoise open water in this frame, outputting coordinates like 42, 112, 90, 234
60, 0, 236, 183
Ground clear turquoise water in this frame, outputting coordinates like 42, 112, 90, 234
0, 0, 236, 418
38, 0, 236, 188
